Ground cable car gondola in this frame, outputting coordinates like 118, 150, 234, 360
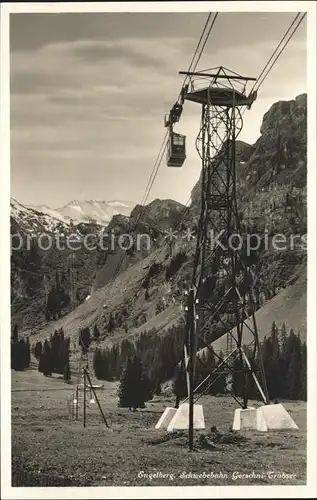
167, 132, 186, 167
164, 101, 186, 168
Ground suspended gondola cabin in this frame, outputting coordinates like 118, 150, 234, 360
167, 132, 186, 167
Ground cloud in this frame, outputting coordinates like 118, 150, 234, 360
10, 12, 203, 51
10, 12, 307, 207
10, 34, 189, 143
71, 40, 164, 68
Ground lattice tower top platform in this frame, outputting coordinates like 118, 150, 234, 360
180, 66, 257, 108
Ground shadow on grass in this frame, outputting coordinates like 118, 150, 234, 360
146, 427, 250, 450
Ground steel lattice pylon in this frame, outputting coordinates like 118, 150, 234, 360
181, 68, 269, 443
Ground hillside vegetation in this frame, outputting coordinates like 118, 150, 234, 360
12, 94, 307, 385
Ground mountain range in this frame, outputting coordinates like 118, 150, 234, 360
11, 94, 307, 368
26, 199, 135, 226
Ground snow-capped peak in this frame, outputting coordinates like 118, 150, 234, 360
11, 197, 135, 233
54, 199, 134, 225
11, 197, 70, 236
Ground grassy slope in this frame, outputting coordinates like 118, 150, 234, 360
11, 368, 306, 487
24, 251, 155, 342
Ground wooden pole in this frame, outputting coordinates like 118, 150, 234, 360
85, 369, 110, 428
83, 370, 86, 428
188, 287, 195, 451
75, 385, 79, 421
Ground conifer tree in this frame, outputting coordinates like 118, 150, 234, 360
38, 352, 45, 373
286, 333, 302, 399
12, 324, 18, 343
11, 338, 28, 371
63, 336, 71, 381
63, 360, 71, 381
213, 351, 226, 395
108, 312, 115, 333
93, 349, 102, 379
118, 355, 152, 410
172, 362, 187, 407
232, 355, 245, 398
79, 327, 91, 353
118, 357, 135, 409
25, 337, 31, 367
267, 321, 281, 398
55, 270, 61, 317
34, 341, 43, 360
93, 348, 111, 380
11, 334, 17, 369
40, 339, 52, 376
300, 340, 307, 401
279, 323, 289, 396
270, 321, 280, 358
280, 322, 287, 345
93, 324, 100, 341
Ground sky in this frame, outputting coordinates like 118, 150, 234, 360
10, 11, 307, 208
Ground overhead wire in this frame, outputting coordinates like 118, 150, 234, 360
18, 12, 304, 334
104, 12, 219, 293
134, 14, 215, 210
251, 12, 306, 94
137, 12, 219, 213
75, 11, 305, 402
139, 11, 219, 232
134, 13, 216, 214
240, 10, 307, 198
193, 13, 218, 73
190, 11, 307, 394
16, 14, 306, 404
129, 13, 220, 287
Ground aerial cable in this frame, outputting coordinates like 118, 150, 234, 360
139, 12, 219, 221
249, 13, 302, 94
197, 11, 307, 352
192, 13, 218, 73
140, 12, 219, 211
105, 13, 219, 291
141, 11, 219, 207
178, 13, 213, 96
139, 130, 169, 208
128, 13, 220, 287
240, 9, 306, 197
253, 12, 306, 93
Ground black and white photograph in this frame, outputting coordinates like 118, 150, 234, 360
1, 1, 316, 498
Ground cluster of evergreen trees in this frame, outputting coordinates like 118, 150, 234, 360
257, 322, 306, 401
78, 326, 91, 353
11, 238, 43, 296
77, 324, 102, 350
93, 322, 185, 385
142, 262, 163, 289
11, 324, 31, 371
45, 271, 71, 321
93, 320, 306, 402
36, 328, 71, 380
165, 251, 187, 280
174, 322, 307, 402
93, 343, 121, 380
118, 355, 153, 410
231, 322, 306, 401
